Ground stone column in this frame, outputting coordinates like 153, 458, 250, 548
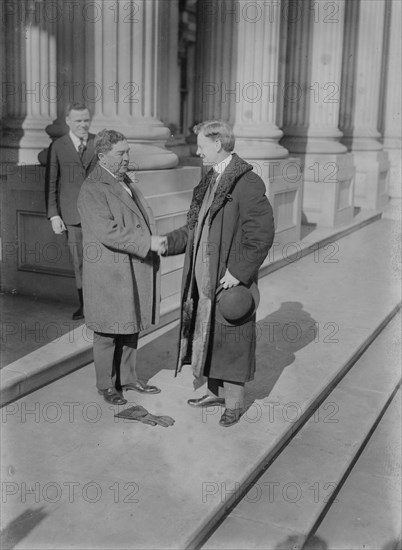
1, 0, 57, 164
339, 0, 390, 209
79, 0, 178, 170
194, 0, 303, 248
281, 0, 355, 226
0, 11, 6, 124
382, 0, 401, 199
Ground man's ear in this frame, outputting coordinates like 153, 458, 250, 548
215, 139, 222, 153
97, 152, 104, 164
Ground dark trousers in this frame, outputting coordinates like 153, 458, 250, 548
66, 224, 83, 289
207, 378, 245, 410
93, 332, 139, 391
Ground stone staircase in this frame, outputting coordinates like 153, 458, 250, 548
200, 312, 401, 550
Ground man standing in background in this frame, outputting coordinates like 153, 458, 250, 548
46, 102, 97, 320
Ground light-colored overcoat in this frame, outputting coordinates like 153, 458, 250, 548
77, 165, 160, 335
166, 154, 275, 386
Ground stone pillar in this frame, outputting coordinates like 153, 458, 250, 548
1, 0, 57, 164
382, 0, 401, 199
77, 0, 178, 170
339, 0, 390, 209
194, 0, 303, 248
282, 0, 355, 227
0, 11, 6, 123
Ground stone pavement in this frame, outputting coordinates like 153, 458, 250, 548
0, 216, 400, 550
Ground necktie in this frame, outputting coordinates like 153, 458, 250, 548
78, 139, 85, 159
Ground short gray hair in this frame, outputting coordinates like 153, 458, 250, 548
95, 129, 127, 156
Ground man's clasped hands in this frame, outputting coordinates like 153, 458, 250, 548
150, 235, 168, 256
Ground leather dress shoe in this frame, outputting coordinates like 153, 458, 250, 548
121, 381, 161, 394
187, 395, 225, 408
219, 408, 243, 427
98, 388, 127, 405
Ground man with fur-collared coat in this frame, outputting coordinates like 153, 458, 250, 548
78, 129, 166, 406
164, 121, 275, 427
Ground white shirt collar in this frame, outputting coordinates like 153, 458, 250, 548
100, 166, 132, 197
100, 164, 117, 179
213, 153, 233, 176
69, 130, 87, 150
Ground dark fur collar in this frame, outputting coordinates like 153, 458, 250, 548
187, 153, 253, 229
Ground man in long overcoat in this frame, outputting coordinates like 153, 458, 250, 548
46, 102, 97, 320
77, 129, 166, 405
164, 120, 275, 427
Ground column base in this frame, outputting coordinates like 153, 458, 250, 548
301, 153, 355, 227
247, 158, 303, 253
234, 140, 289, 160
127, 142, 179, 170
0, 119, 52, 165
90, 118, 179, 170
352, 150, 390, 209
383, 144, 402, 199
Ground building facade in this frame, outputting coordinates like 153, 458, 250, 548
0, 0, 400, 315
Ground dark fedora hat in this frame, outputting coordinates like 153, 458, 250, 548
215, 283, 260, 326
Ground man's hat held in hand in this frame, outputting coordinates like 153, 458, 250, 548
215, 283, 260, 326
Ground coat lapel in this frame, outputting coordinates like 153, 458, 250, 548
63, 134, 81, 163
208, 154, 253, 223
186, 155, 254, 230
186, 169, 215, 229
64, 133, 95, 172
81, 134, 96, 171
95, 166, 151, 225
126, 178, 153, 232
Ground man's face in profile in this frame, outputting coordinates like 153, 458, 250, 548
196, 131, 221, 166
66, 109, 91, 139
99, 140, 130, 176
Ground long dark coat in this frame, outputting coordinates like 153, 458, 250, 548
166, 154, 275, 385
77, 165, 161, 335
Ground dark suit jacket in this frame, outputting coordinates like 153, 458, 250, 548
46, 133, 97, 225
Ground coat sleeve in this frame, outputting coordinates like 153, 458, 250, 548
78, 183, 151, 259
165, 225, 190, 256
46, 142, 60, 219
228, 173, 275, 284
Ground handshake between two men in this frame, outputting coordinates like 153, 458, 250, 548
150, 235, 168, 256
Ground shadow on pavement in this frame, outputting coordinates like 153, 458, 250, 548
0, 507, 48, 550
246, 301, 317, 408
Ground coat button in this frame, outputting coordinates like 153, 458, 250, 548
136, 224, 141, 228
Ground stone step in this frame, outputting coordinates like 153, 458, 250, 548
0, 209, 383, 406
305, 388, 401, 550
201, 312, 401, 550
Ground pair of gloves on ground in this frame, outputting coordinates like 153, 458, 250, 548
115, 405, 175, 427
